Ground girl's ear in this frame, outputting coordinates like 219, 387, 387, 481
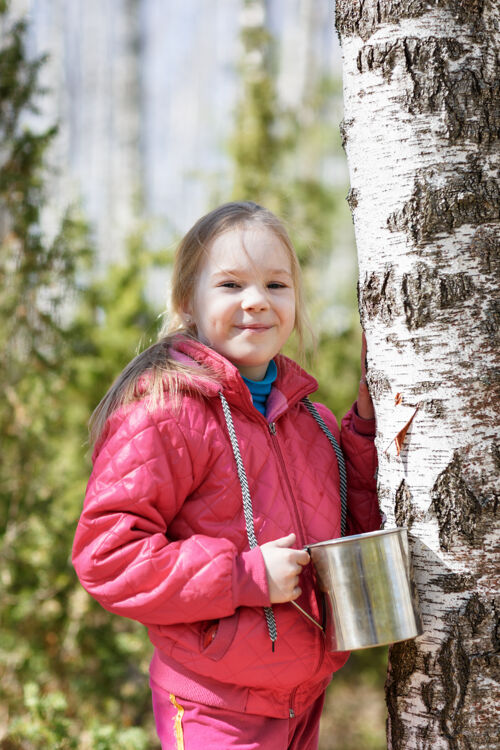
179, 300, 192, 323
180, 305, 194, 328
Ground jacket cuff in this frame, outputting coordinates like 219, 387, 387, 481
352, 401, 376, 437
232, 547, 270, 608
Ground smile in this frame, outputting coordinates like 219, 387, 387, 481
236, 325, 273, 331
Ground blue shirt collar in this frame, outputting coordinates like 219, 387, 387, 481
241, 360, 278, 415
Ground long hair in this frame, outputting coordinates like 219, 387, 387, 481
89, 201, 312, 446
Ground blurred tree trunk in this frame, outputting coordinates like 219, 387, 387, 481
335, 1, 499, 748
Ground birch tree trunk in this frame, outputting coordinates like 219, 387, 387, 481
335, 2, 499, 748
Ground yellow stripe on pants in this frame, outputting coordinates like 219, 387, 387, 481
169, 694, 185, 750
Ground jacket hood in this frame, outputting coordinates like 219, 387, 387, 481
171, 336, 318, 421
92, 336, 317, 461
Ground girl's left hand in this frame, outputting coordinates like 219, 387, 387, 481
357, 332, 375, 420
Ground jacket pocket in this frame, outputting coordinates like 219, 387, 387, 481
199, 610, 240, 662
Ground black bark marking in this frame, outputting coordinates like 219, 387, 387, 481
346, 186, 359, 212
355, 36, 499, 145
363, 263, 476, 331
470, 226, 500, 343
438, 625, 470, 748
385, 639, 419, 749
439, 272, 474, 309
395, 479, 416, 528
428, 573, 476, 593
388, 162, 500, 246
470, 225, 500, 278
481, 298, 500, 344
365, 369, 391, 399
339, 117, 353, 149
422, 399, 446, 419
421, 677, 438, 714
434, 594, 499, 749
418, 380, 443, 392
429, 452, 485, 551
385, 332, 405, 352
401, 263, 438, 329
493, 442, 500, 473
388, 592, 500, 749
336, 0, 487, 42
455, 442, 500, 515
360, 267, 397, 324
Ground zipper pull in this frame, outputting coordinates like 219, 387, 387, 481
269, 422, 276, 435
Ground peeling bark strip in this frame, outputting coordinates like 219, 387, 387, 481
336, 0, 499, 746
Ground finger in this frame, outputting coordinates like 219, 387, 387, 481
294, 549, 310, 566
272, 533, 296, 548
291, 586, 302, 601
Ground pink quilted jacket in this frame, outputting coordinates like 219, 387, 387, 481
72, 337, 380, 719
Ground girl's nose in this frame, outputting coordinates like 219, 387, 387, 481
242, 285, 269, 310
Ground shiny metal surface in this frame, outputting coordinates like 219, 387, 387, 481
307, 528, 422, 651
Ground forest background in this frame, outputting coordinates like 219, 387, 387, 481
0, 1, 387, 748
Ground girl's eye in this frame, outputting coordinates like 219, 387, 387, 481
220, 282, 240, 288
268, 283, 286, 289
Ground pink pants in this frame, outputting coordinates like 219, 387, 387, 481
151, 683, 325, 750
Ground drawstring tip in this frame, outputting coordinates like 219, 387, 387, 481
272, 640, 275, 653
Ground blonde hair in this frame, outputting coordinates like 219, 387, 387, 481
89, 201, 311, 445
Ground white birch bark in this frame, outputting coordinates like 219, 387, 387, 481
336, 1, 499, 748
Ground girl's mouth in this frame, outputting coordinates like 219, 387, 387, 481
236, 324, 272, 331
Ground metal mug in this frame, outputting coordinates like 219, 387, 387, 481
306, 527, 423, 651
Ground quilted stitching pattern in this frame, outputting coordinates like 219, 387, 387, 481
72, 338, 380, 716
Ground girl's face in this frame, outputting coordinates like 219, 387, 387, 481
188, 226, 296, 380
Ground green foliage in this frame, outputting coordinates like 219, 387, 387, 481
0, 7, 158, 746
4, 684, 151, 750
7, 684, 77, 750
313, 327, 363, 421
0, 9, 88, 703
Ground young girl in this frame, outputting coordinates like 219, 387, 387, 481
73, 201, 381, 750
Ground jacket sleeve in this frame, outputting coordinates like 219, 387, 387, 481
340, 403, 381, 535
314, 401, 381, 536
72, 401, 269, 627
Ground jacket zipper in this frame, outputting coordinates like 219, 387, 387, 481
268, 421, 307, 546
270, 420, 327, 686
288, 631, 326, 720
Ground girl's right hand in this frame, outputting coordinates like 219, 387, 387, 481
260, 533, 310, 604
